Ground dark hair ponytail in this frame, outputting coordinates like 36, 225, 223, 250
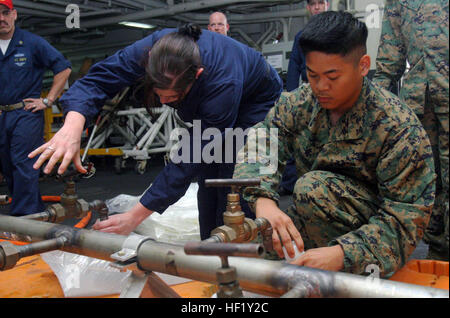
144, 24, 203, 111
178, 23, 202, 42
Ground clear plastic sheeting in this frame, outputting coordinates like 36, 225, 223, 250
41, 250, 132, 297
106, 183, 201, 243
39, 183, 201, 298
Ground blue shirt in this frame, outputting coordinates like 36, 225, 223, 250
286, 31, 308, 92
60, 28, 282, 213
0, 27, 71, 105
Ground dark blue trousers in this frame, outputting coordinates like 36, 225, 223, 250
0, 109, 45, 216
197, 162, 254, 240
280, 158, 298, 193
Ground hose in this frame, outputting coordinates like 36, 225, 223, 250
1, 195, 62, 205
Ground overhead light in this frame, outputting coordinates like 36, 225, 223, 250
118, 21, 156, 29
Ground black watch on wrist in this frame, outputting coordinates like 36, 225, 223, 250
42, 98, 51, 108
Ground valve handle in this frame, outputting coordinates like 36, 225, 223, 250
204, 178, 261, 193
184, 241, 264, 259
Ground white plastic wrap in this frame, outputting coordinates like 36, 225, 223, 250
105, 194, 143, 214
106, 183, 201, 243
41, 250, 131, 298
282, 241, 305, 262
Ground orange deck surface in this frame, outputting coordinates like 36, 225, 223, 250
389, 259, 449, 290
0, 255, 217, 298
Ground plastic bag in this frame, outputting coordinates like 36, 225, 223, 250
106, 183, 201, 243
41, 250, 131, 298
105, 194, 143, 214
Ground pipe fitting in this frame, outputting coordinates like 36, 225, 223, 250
243, 218, 259, 242
216, 267, 244, 298
210, 225, 237, 242
89, 200, 109, 221
77, 199, 90, 218
255, 217, 273, 252
47, 203, 67, 223
0, 195, 9, 205
0, 241, 20, 271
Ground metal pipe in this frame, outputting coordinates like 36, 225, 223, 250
17, 236, 68, 258
0, 215, 447, 298
19, 211, 53, 222
279, 18, 289, 42
174, 9, 308, 25
0, 234, 69, 271
137, 241, 449, 298
35, 0, 111, 12
14, 0, 67, 14
184, 242, 264, 258
16, 8, 65, 18
233, 28, 260, 50
256, 22, 275, 46
205, 178, 261, 188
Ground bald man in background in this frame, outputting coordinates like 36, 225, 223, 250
208, 11, 229, 36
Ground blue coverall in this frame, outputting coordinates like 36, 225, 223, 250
286, 31, 308, 92
0, 27, 71, 216
60, 29, 283, 239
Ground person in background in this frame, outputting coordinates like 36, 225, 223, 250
208, 11, 229, 36
372, 0, 449, 261
286, 0, 329, 92
233, 11, 435, 278
279, 0, 330, 196
0, 0, 71, 216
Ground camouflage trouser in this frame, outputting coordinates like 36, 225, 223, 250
260, 170, 420, 276
421, 97, 449, 261
261, 170, 377, 259
265, 170, 396, 275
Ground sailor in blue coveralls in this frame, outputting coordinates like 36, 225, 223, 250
280, 0, 329, 195
0, 0, 71, 216
30, 24, 282, 239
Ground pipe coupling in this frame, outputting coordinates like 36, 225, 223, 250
0, 241, 20, 271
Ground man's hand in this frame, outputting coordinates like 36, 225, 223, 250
23, 98, 47, 112
255, 197, 304, 259
291, 245, 345, 272
92, 213, 140, 235
92, 202, 153, 235
28, 111, 86, 175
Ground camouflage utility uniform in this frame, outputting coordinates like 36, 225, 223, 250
233, 79, 436, 278
373, 0, 449, 260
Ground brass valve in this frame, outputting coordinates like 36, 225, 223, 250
205, 178, 273, 251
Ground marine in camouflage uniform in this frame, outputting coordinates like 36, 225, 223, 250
233, 78, 436, 278
372, 0, 449, 261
